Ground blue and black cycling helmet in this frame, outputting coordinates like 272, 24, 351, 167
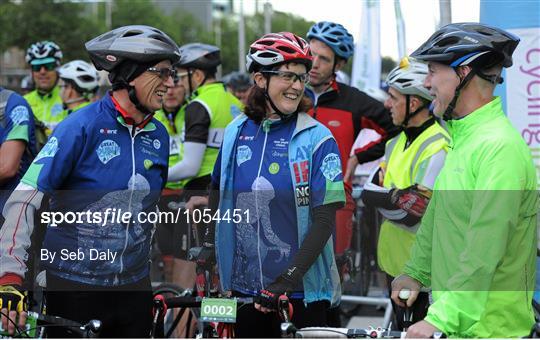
307, 21, 355, 60
412, 23, 520, 120
411, 22, 519, 69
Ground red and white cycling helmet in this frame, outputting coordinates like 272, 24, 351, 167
246, 32, 312, 73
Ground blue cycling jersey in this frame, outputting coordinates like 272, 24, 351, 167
0, 88, 36, 211
212, 116, 343, 295
21, 93, 169, 286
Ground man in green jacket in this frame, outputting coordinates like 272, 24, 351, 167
391, 23, 538, 338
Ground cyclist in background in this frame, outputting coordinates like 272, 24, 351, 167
153, 68, 191, 285
306, 21, 399, 326
0, 25, 180, 337
57, 60, 100, 115
24, 41, 65, 138
306, 21, 398, 258
361, 57, 449, 330
223, 71, 252, 107
168, 43, 242, 202
199, 32, 344, 337
0, 87, 36, 216
392, 23, 537, 338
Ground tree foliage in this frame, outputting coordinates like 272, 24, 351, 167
0, 0, 391, 79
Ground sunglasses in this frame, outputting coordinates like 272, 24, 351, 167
31, 63, 56, 72
147, 67, 176, 81
262, 70, 310, 84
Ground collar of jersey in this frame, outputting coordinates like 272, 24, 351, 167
37, 85, 60, 100
108, 93, 156, 132
446, 96, 502, 141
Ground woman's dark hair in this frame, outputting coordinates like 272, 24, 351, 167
244, 64, 312, 123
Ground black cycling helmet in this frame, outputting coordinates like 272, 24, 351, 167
85, 25, 180, 84
224, 71, 252, 91
177, 43, 221, 70
411, 22, 520, 120
411, 22, 519, 69
85, 25, 180, 120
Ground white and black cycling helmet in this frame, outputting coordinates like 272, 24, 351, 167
26, 41, 63, 66
58, 60, 100, 97
386, 57, 432, 101
386, 57, 433, 127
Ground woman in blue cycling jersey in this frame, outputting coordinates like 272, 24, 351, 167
199, 32, 345, 337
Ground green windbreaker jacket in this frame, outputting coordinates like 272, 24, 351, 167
404, 97, 538, 338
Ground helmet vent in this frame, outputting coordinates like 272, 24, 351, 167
436, 36, 460, 47
277, 46, 296, 54
122, 30, 143, 37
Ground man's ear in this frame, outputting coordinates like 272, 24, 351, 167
253, 72, 267, 89
334, 58, 347, 72
456, 65, 472, 80
410, 96, 424, 112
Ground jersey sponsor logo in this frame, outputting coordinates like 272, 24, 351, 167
140, 135, 153, 147
239, 135, 254, 141
144, 159, 153, 170
51, 103, 63, 117
320, 153, 341, 181
273, 138, 288, 149
293, 145, 311, 161
293, 160, 309, 185
153, 139, 161, 150
271, 150, 287, 158
295, 185, 310, 206
236, 145, 252, 166
269, 162, 280, 174
96, 139, 120, 165
34, 136, 59, 162
141, 147, 159, 158
10, 105, 29, 125
99, 128, 118, 135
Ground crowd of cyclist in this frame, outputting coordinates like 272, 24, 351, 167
0, 18, 537, 339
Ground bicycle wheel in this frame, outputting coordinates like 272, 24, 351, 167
153, 283, 197, 338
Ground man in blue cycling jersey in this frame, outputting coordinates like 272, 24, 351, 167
0, 25, 180, 337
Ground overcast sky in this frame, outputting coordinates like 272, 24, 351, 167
240, 0, 480, 59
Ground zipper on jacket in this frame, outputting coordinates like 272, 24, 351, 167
255, 129, 269, 290
116, 125, 140, 283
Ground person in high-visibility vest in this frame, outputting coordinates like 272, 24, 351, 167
361, 57, 449, 331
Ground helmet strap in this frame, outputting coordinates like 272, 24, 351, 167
442, 68, 476, 121
402, 95, 426, 128
262, 74, 296, 122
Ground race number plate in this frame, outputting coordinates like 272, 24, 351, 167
200, 298, 237, 323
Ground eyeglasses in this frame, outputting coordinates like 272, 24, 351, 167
31, 63, 56, 72
262, 70, 310, 84
173, 71, 190, 84
146, 67, 176, 81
